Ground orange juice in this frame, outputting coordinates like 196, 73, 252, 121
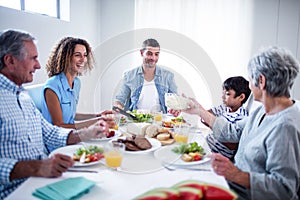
174, 133, 188, 143
113, 124, 119, 130
154, 114, 162, 122
105, 151, 122, 168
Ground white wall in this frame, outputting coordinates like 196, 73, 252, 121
0, 0, 100, 86
1, 0, 300, 113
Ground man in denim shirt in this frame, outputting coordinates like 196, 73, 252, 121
114, 39, 177, 113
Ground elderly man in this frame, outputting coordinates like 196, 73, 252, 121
0, 29, 109, 198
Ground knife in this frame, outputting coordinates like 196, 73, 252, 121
112, 106, 138, 120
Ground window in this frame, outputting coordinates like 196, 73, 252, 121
0, 0, 70, 21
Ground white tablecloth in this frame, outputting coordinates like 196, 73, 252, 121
6, 128, 228, 200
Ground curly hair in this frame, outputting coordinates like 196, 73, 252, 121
46, 37, 95, 77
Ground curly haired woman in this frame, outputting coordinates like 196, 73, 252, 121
41, 37, 112, 130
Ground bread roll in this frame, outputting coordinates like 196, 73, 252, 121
145, 124, 159, 138
156, 133, 170, 141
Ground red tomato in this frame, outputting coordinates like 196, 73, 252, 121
94, 153, 104, 160
193, 154, 202, 161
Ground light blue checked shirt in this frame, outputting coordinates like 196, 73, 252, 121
0, 74, 70, 199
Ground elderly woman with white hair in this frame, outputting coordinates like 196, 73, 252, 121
181, 46, 300, 199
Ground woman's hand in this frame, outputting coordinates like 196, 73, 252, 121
77, 119, 109, 141
210, 153, 250, 188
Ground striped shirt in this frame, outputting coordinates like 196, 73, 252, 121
206, 104, 248, 160
210, 105, 248, 123
0, 74, 70, 199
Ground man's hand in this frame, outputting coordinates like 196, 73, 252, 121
36, 154, 74, 177
10, 154, 74, 180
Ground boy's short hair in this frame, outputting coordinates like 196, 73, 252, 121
223, 76, 251, 104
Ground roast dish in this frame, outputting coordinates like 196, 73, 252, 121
113, 135, 152, 151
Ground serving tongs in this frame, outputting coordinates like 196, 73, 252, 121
112, 106, 138, 121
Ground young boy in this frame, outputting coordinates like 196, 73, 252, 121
205, 76, 251, 161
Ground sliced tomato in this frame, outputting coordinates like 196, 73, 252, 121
94, 153, 104, 160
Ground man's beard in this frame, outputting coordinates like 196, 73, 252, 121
144, 61, 156, 68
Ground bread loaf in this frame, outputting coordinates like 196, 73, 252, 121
126, 123, 151, 136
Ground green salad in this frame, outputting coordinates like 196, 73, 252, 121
128, 110, 153, 123
172, 142, 205, 155
74, 145, 104, 157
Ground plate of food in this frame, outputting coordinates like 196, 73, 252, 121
154, 142, 210, 166
109, 136, 161, 154
89, 129, 122, 141
49, 144, 105, 167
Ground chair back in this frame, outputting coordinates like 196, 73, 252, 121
25, 83, 44, 112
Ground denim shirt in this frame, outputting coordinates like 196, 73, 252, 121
115, 65, 177, 113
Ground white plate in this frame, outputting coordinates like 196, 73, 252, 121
89, 130, 122, 141
49, 144, 104, 167
109, 137, 161, 154
154, 144, 210, 166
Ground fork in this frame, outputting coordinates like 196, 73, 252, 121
163, 164, 211, 171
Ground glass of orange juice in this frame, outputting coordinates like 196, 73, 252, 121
152, 111, 163, 126
174, 125, 190, 144
104, 142, 125, 170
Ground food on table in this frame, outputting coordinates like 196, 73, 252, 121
134, 187, 179, 200
73, 145, 104, 163
128, 110, 153, 123
127, 122, 151, 135
144, 124, 175, 145
165, 93, 190, 110
134, 180, 238, 200
162, 116, 186, 128
172, 142, 205, 162
107, 130, 116, 138
115, 135, 152, 151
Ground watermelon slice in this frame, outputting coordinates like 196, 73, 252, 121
173, 180, 206, 195
176, 186, 203, 200
149, 187, 180, 200
204, 183, 238, 200
134, 191, 168, 200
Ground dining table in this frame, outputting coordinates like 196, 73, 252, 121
6, 120, 229, 200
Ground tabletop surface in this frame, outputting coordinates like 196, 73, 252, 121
6, 124, 228, 200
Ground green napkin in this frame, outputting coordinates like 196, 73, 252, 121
32, 177, 96, 200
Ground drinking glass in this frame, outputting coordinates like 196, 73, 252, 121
173, 125, 190, 144
152, 111, 163, 126
104, 142, 125, 170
